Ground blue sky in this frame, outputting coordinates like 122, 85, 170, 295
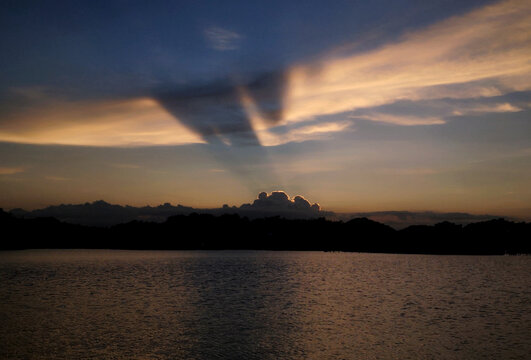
0, 0, 496, 94
0, 0, 530, 218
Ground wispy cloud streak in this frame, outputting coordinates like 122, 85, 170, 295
352, 113, 445, 126
0, 97, 203, 146
451, 102, 523, 116
204, 26, 242, 51
284, 0, 531, 124
257, 121, 353, 146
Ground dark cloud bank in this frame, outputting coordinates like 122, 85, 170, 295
8, 191, 509, 229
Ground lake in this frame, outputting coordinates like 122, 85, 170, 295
0, 250, 530, 359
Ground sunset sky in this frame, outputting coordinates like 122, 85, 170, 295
1, 0, 530, 218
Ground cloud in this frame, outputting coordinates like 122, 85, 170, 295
0, 71, 348, 150
229, 191, 331, 219
0, 167, 24, 175
0, 96, 203, 146
231, 190, 331, 218
256, 121, 353, 146
352, 113, 445, 126
1, 0, 528, 150
283, 0, 531, 124
240, 191, 321, 213
204, 26, 242, 51
354, 97, 527, 124
10, 192, 325, 225
451, 102, 523, 116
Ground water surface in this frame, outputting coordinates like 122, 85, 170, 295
1, 250, 530, 359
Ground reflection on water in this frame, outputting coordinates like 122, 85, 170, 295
0, 250, 530, 359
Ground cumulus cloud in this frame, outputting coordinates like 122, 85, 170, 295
241, 191, 321, 213
11, 192, 326, 225
204, 26, 242, 51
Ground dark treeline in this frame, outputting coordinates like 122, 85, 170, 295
1, 209, 530, 254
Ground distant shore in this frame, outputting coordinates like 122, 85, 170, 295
2, 209, 529, 255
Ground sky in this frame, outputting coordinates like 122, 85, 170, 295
1, 0, 530, 219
